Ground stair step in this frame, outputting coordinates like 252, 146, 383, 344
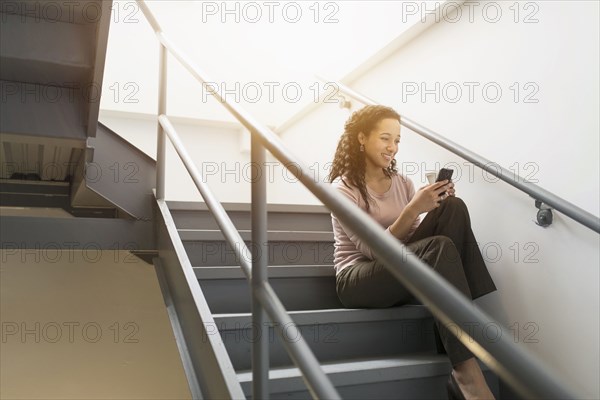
198, 267, 341, 313
183, 240, 334, 267
236, 354, 499, 399
215, 305, 432, 327
194, 265, 334, 278
169, 201, 329, 212
213, 306, 436, 370
179, 229, 333, 242
237, 354, 451, 398
169, 202, 333, 232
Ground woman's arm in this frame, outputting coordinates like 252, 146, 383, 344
388, 179, 452, 241
332, 181, 379, 260
388, 203, 421, 241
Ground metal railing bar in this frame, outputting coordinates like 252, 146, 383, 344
136, 0, 162, 33
319, 76, 600, 234
156, 43, 167, 200
251, 133, 269, 399
158, 114, 341, 399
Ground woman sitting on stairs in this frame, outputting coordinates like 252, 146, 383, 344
327, 105, 498, 400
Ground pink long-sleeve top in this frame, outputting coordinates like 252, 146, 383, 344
331, 173, 421, 274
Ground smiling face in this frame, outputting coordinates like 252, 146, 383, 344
358, 118, 401, 174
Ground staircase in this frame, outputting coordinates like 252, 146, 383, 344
170, 201, 501, 399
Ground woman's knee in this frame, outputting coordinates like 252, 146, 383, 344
428, 235, 462, 264
429, 235, 454, 248
335, 261, 411, 308
439, 196, 471, 226
411, 235, 454, 254
442, 195, 467, 210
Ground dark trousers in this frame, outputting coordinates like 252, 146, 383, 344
335, 196, 497, 366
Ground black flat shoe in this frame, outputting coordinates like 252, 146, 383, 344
447, 371, 467, 400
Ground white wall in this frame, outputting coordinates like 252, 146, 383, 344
276, 1, 599, 398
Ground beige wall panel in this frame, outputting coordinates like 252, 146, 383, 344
1, 249, 191, 400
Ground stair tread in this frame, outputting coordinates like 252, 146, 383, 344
194, 264, 334, 279
179, 228, 332, 233
214, 305, 431, 326
236, 353, 452, 389
168, 201, 330, 213
236, 354, 494, 395
172, 209, 334, 231
179, 229, 333, 242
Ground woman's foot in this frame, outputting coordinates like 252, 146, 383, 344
452, 358, 496, 400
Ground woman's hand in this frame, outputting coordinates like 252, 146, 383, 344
408, 180, 453, 214
447, 182, 456, 197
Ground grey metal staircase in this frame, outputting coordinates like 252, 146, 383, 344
170, 201, 500, 399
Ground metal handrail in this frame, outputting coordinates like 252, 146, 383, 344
136, 1, 580, 399
319, 76, 600, 234
137, 2, 339, 399
158, 115, 339, 399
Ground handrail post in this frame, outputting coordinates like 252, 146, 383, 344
156, 43, 167, 200
251, 131, 269, 399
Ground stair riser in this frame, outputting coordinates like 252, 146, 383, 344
218, 319, 436, 370
200, 277, 342, 313
184, 241, 334, 266
172, 210, 333, 232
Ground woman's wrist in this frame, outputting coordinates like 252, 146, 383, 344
389, 204, 420, 239
403, 203, 421, 220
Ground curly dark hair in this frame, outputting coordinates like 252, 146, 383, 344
327, 105, 401, 212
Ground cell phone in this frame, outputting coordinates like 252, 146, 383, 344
436, 168, 454, 196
